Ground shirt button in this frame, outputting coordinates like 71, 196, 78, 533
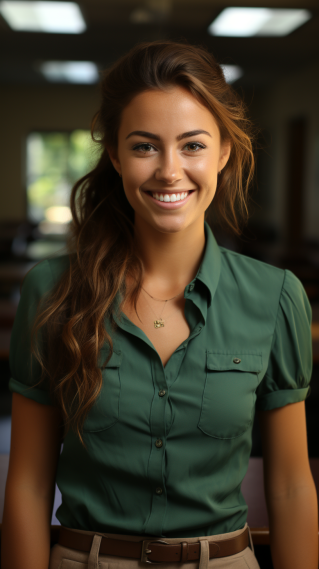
233, 358, 241, 364
189, 283, 195, 291
155, 487, 163, 495
155, 439, 163, 448
158, 390, 166, 397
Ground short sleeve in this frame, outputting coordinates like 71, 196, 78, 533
256, 269, 313, 411
9, 259, 56, 405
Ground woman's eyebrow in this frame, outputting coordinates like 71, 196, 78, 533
125, 129, 212, 141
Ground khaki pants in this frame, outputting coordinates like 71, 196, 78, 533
49, 523, 261, 569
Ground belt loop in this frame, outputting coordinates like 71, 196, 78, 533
88, 534, 103, 569
181, 542, 189, 562
247, 526, 255, 555
198, 539, 209, 569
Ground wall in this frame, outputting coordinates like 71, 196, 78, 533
249, 61, 319, 242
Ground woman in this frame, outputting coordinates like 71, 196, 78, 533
2, 41, 318, 569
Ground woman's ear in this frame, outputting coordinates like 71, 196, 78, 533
106, 146, 122, 177
218, 139, 232, 172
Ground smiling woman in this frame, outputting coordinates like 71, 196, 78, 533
2, 40, 317, 569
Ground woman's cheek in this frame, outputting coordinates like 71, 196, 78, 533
125, 158, 154, 187
185, 158, 216, 186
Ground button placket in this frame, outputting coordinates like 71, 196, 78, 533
145, 357, 168, 534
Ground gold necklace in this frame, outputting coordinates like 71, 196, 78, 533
141, 286, 184, 329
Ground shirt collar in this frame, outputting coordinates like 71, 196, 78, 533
113, 219, 221, 332
188, 220, 221, 308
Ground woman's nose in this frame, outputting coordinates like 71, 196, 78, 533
154, 151, 183, 184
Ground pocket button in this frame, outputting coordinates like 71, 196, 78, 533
233, 358, 241, 364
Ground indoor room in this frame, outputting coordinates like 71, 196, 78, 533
0, 1, 319, 568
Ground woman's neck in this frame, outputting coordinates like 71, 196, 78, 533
133, 216, 206, 297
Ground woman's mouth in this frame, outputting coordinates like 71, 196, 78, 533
144, 190, 195, 209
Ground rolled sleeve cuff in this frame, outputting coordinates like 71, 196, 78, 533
256, 386, 311, 411
9, 377, 54, 406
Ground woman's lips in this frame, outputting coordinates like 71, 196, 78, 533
144, 190, 195, 209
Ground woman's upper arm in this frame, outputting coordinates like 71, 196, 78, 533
257, 401, 314, 499
7, 393, 64, 499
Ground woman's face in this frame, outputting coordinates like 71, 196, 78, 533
108, 85, 231, 235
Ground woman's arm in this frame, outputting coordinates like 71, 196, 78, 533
257, 401, 318, 569
1, 393, 64, 569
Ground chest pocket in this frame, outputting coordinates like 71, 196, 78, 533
83, 350, 122, 433
198, 351, 262, 440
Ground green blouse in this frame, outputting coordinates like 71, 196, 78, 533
9, 221, 313, 537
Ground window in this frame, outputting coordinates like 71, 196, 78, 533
26, 130, 100, 233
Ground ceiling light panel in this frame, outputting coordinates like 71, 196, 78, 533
208, 8, 311, 37
221, 65, 243, 84
40, 62, 99, 83
0, 1, 86, 33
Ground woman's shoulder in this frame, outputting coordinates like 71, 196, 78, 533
24, 253, 71, 295
218, 246, 310, 315
219, 245, 285, 283
218, 245, 290, 307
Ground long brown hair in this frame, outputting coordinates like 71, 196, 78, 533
30, 40, 256, 449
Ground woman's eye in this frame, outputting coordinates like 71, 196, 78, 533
132, 142, 205, 153
133, 143, 155, 153
184, 142, 206, 152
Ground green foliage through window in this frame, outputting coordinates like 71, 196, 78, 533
26, 130, 101, 224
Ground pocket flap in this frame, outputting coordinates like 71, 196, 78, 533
98, 348, 122, 369
207, 351, 262, 373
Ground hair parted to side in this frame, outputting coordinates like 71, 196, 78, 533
30, 40, 256, 449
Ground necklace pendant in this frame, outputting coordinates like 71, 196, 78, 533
154, 319, 164, 328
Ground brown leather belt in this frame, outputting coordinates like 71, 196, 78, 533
58, 526, 250, 563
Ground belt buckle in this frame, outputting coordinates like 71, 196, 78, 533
141, 539, 169, 564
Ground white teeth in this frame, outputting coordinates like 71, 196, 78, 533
151, 191, 190, 202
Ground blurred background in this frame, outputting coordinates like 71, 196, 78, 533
0, 0, 319, 566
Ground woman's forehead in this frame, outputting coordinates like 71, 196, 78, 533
118, 86, 219, 139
